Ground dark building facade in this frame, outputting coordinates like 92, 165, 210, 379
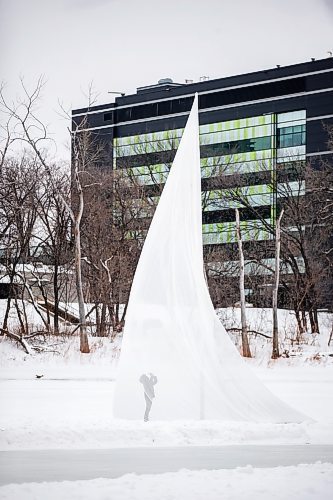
72, 58, 333, 308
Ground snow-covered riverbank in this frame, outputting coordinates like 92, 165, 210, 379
1, 335, 332, 451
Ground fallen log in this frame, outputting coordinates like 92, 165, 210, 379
226, 327, 272, 339
0, 328, 31, 354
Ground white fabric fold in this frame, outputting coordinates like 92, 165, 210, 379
113, 94, 307, 422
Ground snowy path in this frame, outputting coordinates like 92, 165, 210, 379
1, 445, 333, 485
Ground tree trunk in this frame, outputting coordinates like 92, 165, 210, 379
301, 309, 308, 333
14, 295, 25, 336
309, 308, 319, 334
328, 325, 333, 346
314, 308, 319, 334
2, 264, 17, 332
2, 281, 13, 332
95, 303, 101, 337
120, 300, 129, 327
235, 209, 252, 358
41, 289, 51, 330
115, 301, 120, 327
272, 209, 284, 359
294, 308, 303, 343
53, 265, 59, 335
100, 302, 107, 337
74, 214, 90, 353
21, 293, 29, 335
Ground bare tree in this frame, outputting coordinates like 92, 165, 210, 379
0, 78, 105, 352
205, 246, 240, 308
0, 156, 41, 334
272, 209, 284, 359
235, 208, 252, 358
81, 166, 152, 337
216, 150, 333, 335
35, 167, 73, 333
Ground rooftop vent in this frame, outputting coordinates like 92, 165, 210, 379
158, 78, 173, 84
137, 78, 183, 95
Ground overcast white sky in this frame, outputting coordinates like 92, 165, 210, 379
1, 0, 333, 160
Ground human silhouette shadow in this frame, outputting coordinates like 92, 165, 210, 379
139, 373, 158, 421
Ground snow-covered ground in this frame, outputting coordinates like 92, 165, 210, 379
0, 302, 332, 499
1, 463, 332, 500
1, 331, 332, 450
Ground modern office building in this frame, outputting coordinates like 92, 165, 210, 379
72, 58, 333, 307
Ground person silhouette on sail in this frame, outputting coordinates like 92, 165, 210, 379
139, 372, 158, 421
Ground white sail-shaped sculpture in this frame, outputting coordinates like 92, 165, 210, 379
113, 94, 305, 422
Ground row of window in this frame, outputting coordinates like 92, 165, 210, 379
114, 125, 274, 158
130, 153, 270, 175
134, 188, 273, 218
130, 181, 305, 221
203, 205, 272, 225
115, 136, 274, 166
278, 124, 305, 136
277, 125, 306, 149
202, 219, 273, 244
115, 144, 306, 170
117, 148, 275, 174
278, 132, 306, 149
203, 181, 305, 211
123, 151, 307, 187
277, 110, 306, 124
277, 145, 306, 162
115, 128, 306, 160
200, 136, 273, 158
207, 255, 305, 277
126, 220, 306, 246
125, 218, 273, 245
203, 192, 273, 212
114, 110, 305, 148
110, 78, 306, 124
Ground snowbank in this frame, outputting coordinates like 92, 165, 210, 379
1, 463, 332, 500
0, 335, 120, 380
218, 307, 333, 360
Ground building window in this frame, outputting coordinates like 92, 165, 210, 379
201, 136, 272, 158
104, 112, 113, 122
277, 124, 306, 148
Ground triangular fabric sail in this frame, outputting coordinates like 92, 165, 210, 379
113, 94, 306, 422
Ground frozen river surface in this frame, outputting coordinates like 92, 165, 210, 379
1, 445, 333, 485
